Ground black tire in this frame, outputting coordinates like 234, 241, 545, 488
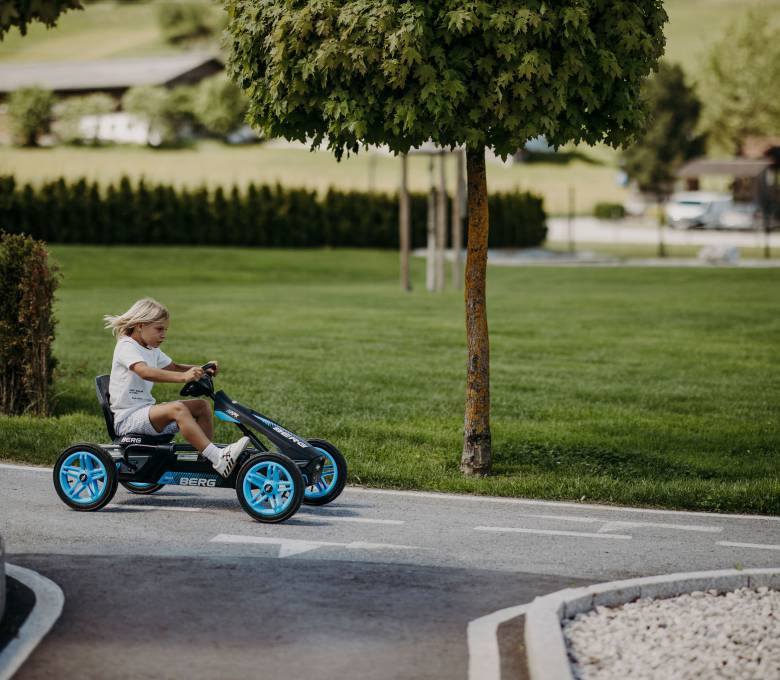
303, 438, 348, 506
53, 444, 118, 511
120, 481, 165, 495
235, 452, 304, 523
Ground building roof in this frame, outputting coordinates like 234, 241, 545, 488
677, 158, 773, 178
0, 53, 222, 94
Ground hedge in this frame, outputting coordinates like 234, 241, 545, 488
0, 231, 59, 416
0, 175, 547, 249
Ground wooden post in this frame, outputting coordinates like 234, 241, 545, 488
426, 156, 436, 292
452, 149, 465, 289
399, 153, 411, 292
435, 151, 447, 291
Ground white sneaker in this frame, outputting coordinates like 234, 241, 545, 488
213, 437, 250, 478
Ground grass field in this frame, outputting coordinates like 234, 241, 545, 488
0, 143, 627, 216
1, 247, 778, 514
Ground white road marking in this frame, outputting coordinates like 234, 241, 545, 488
474, 526, 632, 540
211, 533, 421, 558
300, 515, 404, 525
717, 541, 780, 551
510, 512, 721, 534
349, 486, 780, 522
467, 603, 530, 680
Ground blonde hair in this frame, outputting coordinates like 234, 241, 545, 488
104, 298, 169, 338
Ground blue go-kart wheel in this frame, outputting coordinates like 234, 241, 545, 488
235, 453, 304, 523
303, 438, 347, 506
120, 480, 164, 495
53, 444, 118, 511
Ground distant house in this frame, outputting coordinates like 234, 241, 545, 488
78, 112, 162, 146
0, 53, 223, 100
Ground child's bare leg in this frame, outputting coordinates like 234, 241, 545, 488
180, 399, 213, 440
149, 402, 210, 451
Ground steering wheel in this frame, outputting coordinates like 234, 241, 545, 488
180, 363, 217, 397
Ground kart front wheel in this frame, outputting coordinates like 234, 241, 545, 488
303, 438, 347, 506
120, 481, 164, 495
236, 453, 303, 523
53, 444, 118, 511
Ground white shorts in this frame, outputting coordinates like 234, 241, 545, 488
116, 405, 179, 437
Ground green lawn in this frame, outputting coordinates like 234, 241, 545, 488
1, 246, 778, 514
0, 143, 627, 216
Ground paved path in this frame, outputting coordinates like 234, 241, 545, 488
1, 464, 778, 678
547, 217, 779, 249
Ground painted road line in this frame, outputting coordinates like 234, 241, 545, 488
348, 487, 780, 522
717, 541, 780, 551
474, 526, 632, 540
299, 515, 404, 525
467, 603, 530, 680
511, 512, 721, 534
211, 533, 421, 558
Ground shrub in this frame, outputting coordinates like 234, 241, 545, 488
121, 86, 195, 146
0, 175, 547, 249
157, 2, 214, 44
8, 87, 55, 147
0, 232, 59, 416
594, 202, 626, 220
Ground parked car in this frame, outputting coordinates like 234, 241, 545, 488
665, 192, 732, 229
716, 202, 761, 230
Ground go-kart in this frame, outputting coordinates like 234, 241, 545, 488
52, 363, 347, 523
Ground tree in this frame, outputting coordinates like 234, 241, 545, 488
122, 85, 195, 146
157, 2, 215, 44
701, 10, 780, 155
193, 74, 249, 138
623, 62, 706, 195
0, 0, 81, 39
55, 93, 116, 144
226, 0, 667, 475
8, 87, 55, 147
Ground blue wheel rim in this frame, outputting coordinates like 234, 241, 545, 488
59, 451, 109, 505
242, 460, 295, 516
304, 447, 338, 499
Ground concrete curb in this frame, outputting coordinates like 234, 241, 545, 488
0, 564, 65, 680
524, 568, 780, 680
0, 536, 4, 624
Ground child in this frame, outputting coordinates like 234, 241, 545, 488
104, 297, 249, 477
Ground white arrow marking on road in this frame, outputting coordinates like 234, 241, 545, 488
474, 526, 632, 540
717, 541, 780, 551
211, 533, 421, 558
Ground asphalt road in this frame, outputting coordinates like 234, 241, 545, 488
2, 463, 779, 679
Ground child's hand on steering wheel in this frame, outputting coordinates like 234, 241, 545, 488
204, 360, 219, 376
183, 366, 204, 383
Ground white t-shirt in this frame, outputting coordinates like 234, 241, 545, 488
109, 336, 172, 430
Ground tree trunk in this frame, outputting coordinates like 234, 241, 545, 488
460, 146, 491, 476
399, 153, 411, 292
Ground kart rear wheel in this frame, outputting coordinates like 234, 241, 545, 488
53, 444, 118, 511
120, 481, 164, 495
303, 438, 347, 506
236, 453, 303, 523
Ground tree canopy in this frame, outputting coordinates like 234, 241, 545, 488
0, 0, 81, 38
226, 0, 667, 159
701, 10, 780, 155
623, 61, 706, 195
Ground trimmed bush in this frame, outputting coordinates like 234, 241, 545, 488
0, 176, 547, 249
594, 202, 626, 220
0, 232, 59, 416
8, 87, 55, 147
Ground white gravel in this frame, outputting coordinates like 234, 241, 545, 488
563, 587, 780, 680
